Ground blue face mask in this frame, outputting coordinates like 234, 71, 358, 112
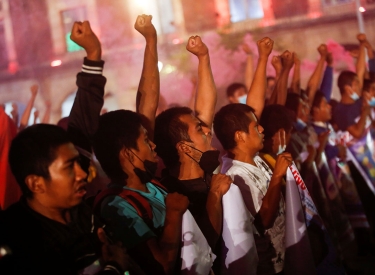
350, 91, 360, 101
238, 94, 247, 104
368, 97, 375, 107
276, 130, 286, 155
295, 118, 307, 131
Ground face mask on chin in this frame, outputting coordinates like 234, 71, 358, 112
238, 94, 247, 104
276, 130, 286, 155
368, 97, 375, 107
295, 118, 307, 131
182, 143, 220, 175
129, 151, 158, 184
349, 90, 360, 101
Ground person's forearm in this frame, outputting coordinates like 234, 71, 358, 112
255, 175, 282, 230
307, 57, 325, 105
291, 62, 301, 94
136, 37, 159, 139
19, 94, 37, 131
352, 108, 370, 138
247, 56, 267, 118
357, 44, 366, 90
244, 54, 254, 90
320, 66, 333, 101
274, 67, 291, 106
158, 211, 184, 274
205, 191, 223, 245
195, 54, 217, 128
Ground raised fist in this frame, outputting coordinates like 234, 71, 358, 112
134, 14, 156, 40
357, 33, 366, 43
242, 43, 252, 55
280, 50, 294, 69
30, 84, 38, 97
70, 21, 101, 60
165, 192, 189, 215
271, 55, 282, 72
317, 44, 328, 57
186, 36, 208, 57
273, 152, 293, 178
210, 173, 232, 197
257, 37, 274, 58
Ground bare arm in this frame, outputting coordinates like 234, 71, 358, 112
41, 100, 51, 124
135, 15, 159, 140
243, 43, 254, 90
348, 96, 371, 139
19, 85, 38, 131
136, 193, 189, 274
186, 36, 216, 128
307, 44, 328, 105
255, 152, 292, 230
268, 56, 282, 105
246, 37, 274, 119
269, 51, 294, 106
290, 53, 301, 94
356, 34, 367, 90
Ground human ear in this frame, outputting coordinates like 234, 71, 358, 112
25, 175, 45, 194
176, 142, 191, 154
234, 131, 245, 143
119, 147, 134, 163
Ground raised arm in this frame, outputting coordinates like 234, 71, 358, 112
19, 85, 38, 131
356, 34, 367, 90
246, 37, 273, 119
242, 43, 254, 90
364, 38, 375, 73
68, 21, 106, 157
41, 100, 51, 124
186, 36, 216, 128
135, 15, 159, 140
269, 51, 294, 106
307, 44, 328, 105
268, 55, 282, 105
320, 53, 334, 101
290, 53, 301, 94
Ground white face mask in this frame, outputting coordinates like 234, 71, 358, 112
238, 94, 247, 104
368, 97, 375, 107
349, 89, 360, 101
276, 129, 287, 155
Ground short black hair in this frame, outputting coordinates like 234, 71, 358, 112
311, 91, 326, 116
8, 124, 71, 198
337, 71, 357, 95
93, 110, 143, 182
363, 78, 375, 93
285, 93, 301, 121
213, 103, 255, 151
226, 83, 246, 98
154, 107, 193, 169
260, 105, 294, 140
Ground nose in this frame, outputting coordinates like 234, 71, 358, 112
75, 162, 87, 181
150, 140, 156, 150
258, 124, 264, 133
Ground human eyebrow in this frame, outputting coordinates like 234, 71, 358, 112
196, 122, 202, 129
64, 155, 80, 166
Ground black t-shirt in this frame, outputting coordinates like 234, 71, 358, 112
0, 199, 102, 275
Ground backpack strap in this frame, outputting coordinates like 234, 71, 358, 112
150, 178, 169, 193
93, 187, 154, 229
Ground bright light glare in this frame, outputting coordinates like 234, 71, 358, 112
158, 61, 163, 72
359, 7, 366, 12
51, 60, 62, 67
172, 38, 181, 45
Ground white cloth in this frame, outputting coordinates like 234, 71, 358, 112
220, 184, 258, 275
180, 210, 215, 275
221, 155, 285, 275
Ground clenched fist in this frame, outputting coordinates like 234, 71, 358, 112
165, 192, 189, 215
134, 14, 156, 41
280, 50, 294, 70
273, 152, 293, 178
257, 37, 274, 58
210, 173, 232, 197
186, 36, 208, 58
70, 21, 101, 61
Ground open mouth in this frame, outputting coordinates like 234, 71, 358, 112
76, 185, 87, 197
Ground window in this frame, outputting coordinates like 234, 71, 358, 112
229, 0, 264, 22
61, 7, 87, 52
321, 0, 353, 6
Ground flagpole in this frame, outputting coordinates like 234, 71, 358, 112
355, 0, 365, 33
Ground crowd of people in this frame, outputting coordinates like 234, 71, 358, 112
1, 14, 375, 275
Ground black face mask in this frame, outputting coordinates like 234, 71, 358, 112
130, 152, 158, 184
184, 144, 220, 175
